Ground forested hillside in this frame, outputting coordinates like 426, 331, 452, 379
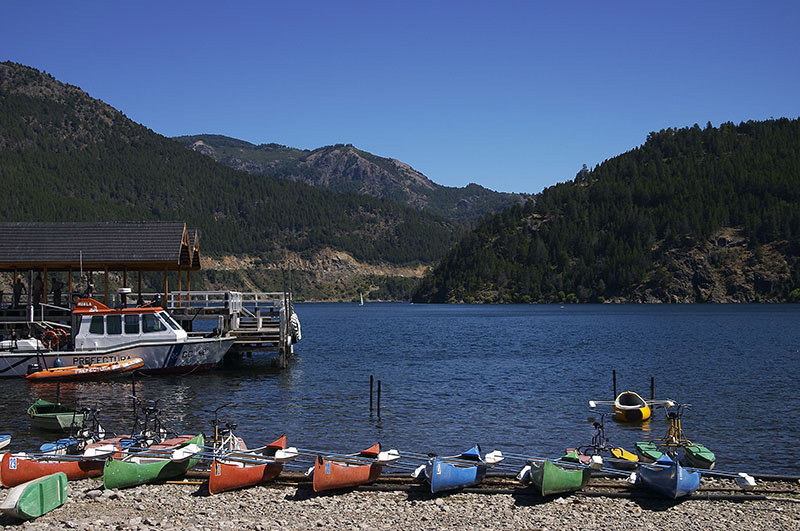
175, 135, 530, 224
414, 119, 800, 303
0, 62, 459, 268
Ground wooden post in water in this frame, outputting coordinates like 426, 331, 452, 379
650, 377, 654, 400
612, 370, 617, 399
377, 380, 381, 418
369, 375, 374, 413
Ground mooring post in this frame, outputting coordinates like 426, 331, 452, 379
612, 370, 617, 399
651, 377, 654, 400
370, 375, 374, 413
377, 380, 381, 417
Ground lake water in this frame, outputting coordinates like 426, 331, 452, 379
2, 304, 799, 475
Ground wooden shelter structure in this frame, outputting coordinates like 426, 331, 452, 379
0, 221, 201, 308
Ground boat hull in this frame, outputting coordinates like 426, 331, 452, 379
1, 452, 104, 488
530, 459, 590, 496
637, 455, 701, 499
312, 457, 381, 492
26, 358, 144, 381
103, 434, 203, 490
426, 457, 486, 494
209, 460, 284, 494
27, 400, 84, 432
0, 337, 234, 377
208, 435, 288, 494
0, 472, 68, 520
613, 391, 651, 422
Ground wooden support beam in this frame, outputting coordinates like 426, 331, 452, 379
104, 266, 109, 305
162, 270, 168, 308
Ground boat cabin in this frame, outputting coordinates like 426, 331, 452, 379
72, 298, 188, 350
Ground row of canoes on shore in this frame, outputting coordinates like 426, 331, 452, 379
1, 429, 754, 520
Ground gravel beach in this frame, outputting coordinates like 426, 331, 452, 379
2, 476, 798, 530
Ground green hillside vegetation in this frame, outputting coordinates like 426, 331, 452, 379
414, 119, 800, 303
0, 62, 459, 266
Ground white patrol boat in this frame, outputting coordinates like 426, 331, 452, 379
0, 298, 235, 377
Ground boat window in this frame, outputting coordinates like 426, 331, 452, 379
159, 311, 181, 331
124, 315, 140, 335
89, 315, 104, 335
142, 313, 166, 333
106, 315, 122, 335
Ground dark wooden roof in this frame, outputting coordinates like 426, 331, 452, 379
0, 222, 201, 271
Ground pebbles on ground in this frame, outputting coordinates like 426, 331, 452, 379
1, 478, 798, 530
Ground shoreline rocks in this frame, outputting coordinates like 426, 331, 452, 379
3, 479, 798, 530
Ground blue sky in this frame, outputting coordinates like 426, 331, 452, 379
2, 1, 798, 194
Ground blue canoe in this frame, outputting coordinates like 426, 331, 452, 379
0, 434, 10, 450
637, 454, 701, 499
425, 445, 487, 494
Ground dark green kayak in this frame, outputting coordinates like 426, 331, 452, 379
27, 399, 84, 432
530, 459, 591, 496
103, 434, 204, 490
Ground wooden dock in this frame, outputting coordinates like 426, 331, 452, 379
166, 291, 300, 369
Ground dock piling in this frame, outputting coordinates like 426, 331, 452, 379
650, 376, 654, 400
370, 375, 374, 413
377, 380, 381, 418
612, 370, 617, 399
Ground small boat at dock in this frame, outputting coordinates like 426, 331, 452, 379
0, 298, 234, 377
25, 358, 143, 381
0, 472, 68, 520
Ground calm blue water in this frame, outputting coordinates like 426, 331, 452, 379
2, 304, 799, 474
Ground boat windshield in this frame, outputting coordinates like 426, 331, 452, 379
142, 313, 167, 333
159, 311, 181, 331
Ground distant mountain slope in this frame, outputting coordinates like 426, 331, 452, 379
0, 61, 459, 268
174, 135, 530, 223
413, 119, 800, 303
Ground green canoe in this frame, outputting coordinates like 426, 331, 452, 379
27, 399, 84, 432
0, 472, 68, 520
530, 459, 591, 496
103, 434, 204, 490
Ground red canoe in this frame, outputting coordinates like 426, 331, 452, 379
208, 435, 288, 495
0, 451, 104, 488
312, 443, 383, 492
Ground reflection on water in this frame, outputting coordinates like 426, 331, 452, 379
1, 303, 799, 475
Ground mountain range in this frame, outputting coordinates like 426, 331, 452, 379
2, 60, 798, 303
174, 134, 530, 224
